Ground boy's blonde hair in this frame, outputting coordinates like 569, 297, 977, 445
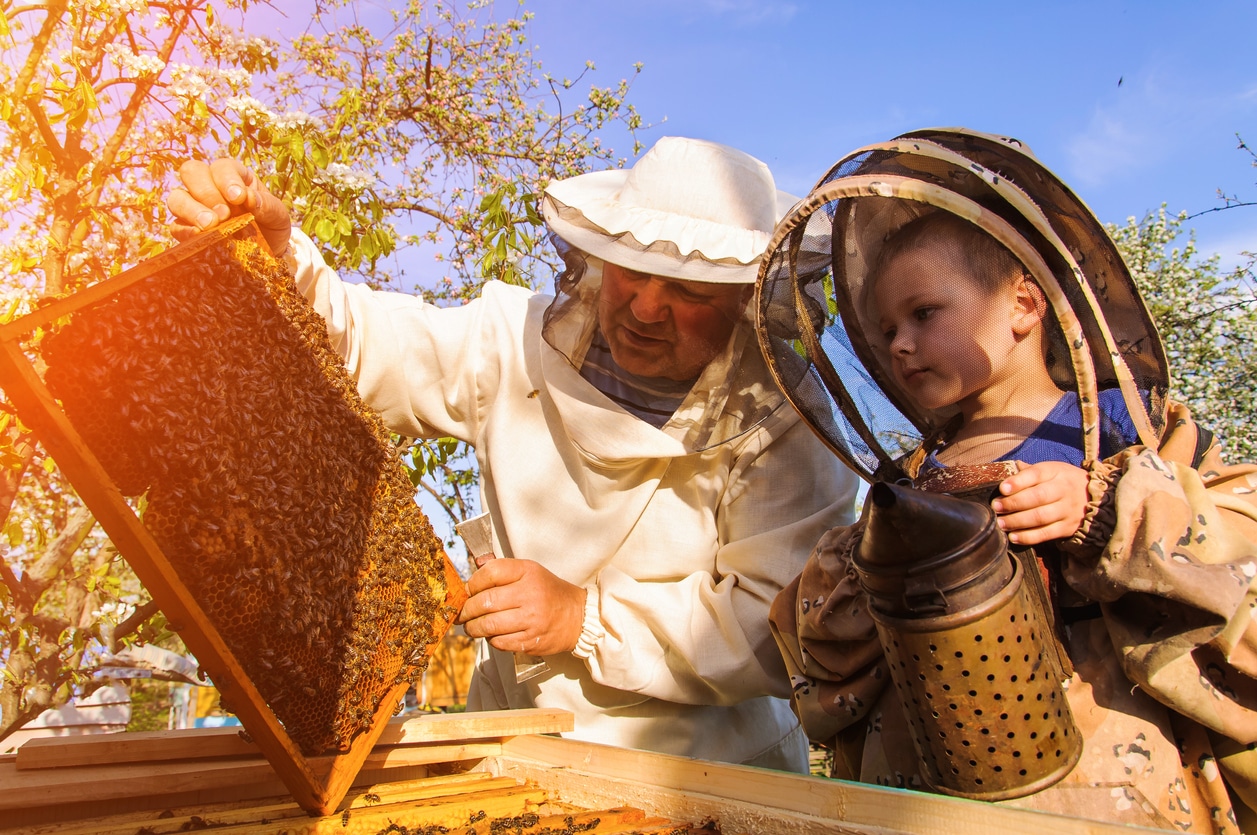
872, 210, 1069, 390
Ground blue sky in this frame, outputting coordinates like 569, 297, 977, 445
524, 0, 1257, 269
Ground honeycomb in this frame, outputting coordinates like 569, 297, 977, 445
40, 235, 451, 755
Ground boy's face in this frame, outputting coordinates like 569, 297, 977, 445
873, 243, 1025, 415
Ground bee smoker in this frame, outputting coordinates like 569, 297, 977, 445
852, 481, 1082, 800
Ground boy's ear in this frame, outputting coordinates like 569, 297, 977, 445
1010, 274, 1048, 337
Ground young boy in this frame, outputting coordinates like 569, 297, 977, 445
871, 210, 1106, 546
762, 129, 1257, 834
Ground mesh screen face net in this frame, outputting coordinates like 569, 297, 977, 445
755, 129, 1169, 482
541, 244, 789, 452
757, 210, 922, 482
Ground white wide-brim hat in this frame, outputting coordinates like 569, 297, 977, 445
542, 136, 797, 284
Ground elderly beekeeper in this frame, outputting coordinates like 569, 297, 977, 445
168, 136, 859, 771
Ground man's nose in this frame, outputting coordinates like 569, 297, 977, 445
629, 278, 670, 323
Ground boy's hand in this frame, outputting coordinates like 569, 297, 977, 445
167, 159, 292, 257
991, 461, 1088, 546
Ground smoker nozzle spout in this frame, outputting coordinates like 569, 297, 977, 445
855, 480, 1012, 618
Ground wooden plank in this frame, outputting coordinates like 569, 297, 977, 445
16, 725, 256, 769
467, 807, 650, 834
583, 818, 691, 835
0, 757, 284, 812
169, 785, 549, 835
4, 772, 507, 835
1, 743, 503, 813
0, 765, 451, 830
341, 770, 512, 806
0, 731, 1175, 835
7, 775, 531, 835
375, 708, 573, 746
497, 735, 1163, 835
440, 807, 690, 835
17, 708, 570, 771
360, 741, 503, 769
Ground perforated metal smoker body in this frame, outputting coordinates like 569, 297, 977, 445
851, 479, 1082, 800
873, 557, 1082, 800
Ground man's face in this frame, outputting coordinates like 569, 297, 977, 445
598, 262, 750, 381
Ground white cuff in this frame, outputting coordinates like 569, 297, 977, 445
572, 584, 604, 660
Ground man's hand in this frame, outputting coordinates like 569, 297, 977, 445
457, 559, 586, 656
167, 159, 292, 257
991, 460, 1089, 546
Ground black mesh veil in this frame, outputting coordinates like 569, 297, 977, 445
541, 238, 789, 453
755, 129, 1169, 482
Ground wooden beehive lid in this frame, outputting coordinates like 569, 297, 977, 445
0, 216, 469, 815
0, 713, 1166, 835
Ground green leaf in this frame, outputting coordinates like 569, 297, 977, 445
314, 217, 335, 241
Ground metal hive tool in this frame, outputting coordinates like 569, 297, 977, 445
0, 216, 468, 815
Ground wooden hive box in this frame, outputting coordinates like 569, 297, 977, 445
0, 216, 468, 815
0, 709, 1166, 835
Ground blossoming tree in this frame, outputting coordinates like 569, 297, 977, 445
1112, 204, 1257, 461
0, 0, 641, 742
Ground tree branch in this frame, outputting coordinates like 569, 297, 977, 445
110, 598, 162, 650
1187, 201, 1257, 220
24, 507, 95, 599
414, 475, 461, 527
0, 427, 37, 531
10, 0, 70, 108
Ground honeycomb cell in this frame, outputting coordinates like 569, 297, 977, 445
42, 238, 449, 755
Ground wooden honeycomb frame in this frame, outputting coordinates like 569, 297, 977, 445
0, 216, 469, 816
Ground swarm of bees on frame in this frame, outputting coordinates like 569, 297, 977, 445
41, 235, 451, 755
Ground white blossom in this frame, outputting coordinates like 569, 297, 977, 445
315, 163, 375, 194
211, 28, 277, 64
273, 111, 318, 132
168, 64, 210, 100
103, 43, 166, 77
225, 94, 275, 126
218, 68, 251, 90
73, 0, 149, 16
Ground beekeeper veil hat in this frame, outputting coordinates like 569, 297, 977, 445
540, 136, 800, 452
754, 127, 1168, 481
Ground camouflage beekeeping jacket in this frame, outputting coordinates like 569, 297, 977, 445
770, 401, 1257, 833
